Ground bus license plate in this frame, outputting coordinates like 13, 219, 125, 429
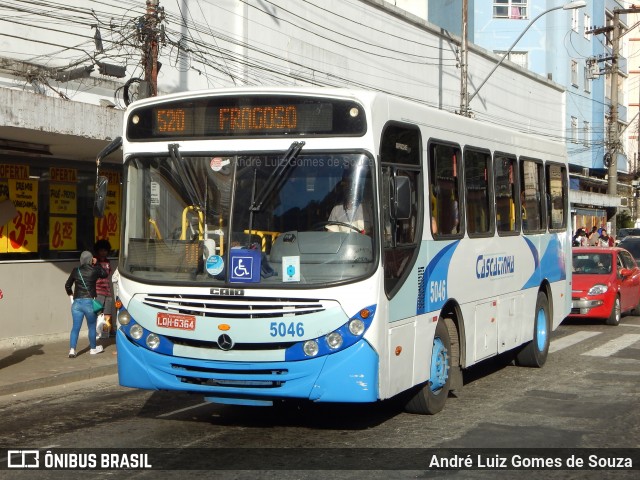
157, 312, 196, 331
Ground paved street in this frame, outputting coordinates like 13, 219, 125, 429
0, 316, 638, 479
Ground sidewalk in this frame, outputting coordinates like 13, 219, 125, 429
0, 336, 118, 396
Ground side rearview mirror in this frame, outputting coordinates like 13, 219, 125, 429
94, 137, 122, 218
94, 176, 109, 218
391, 175, 412, 220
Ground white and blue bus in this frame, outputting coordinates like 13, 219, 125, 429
95, 87, 570, 414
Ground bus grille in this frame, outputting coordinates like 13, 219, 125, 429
168, 336, 296, 351
171, 363, 287, 388
141, 293, 326, 319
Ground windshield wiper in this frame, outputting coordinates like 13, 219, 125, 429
250, 141, 305, 212
168, 143, 205, 211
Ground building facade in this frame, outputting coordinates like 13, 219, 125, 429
469, 0, 630, 232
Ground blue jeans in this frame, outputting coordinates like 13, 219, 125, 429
70, 298, 98, 350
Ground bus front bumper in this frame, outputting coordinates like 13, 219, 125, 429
116, 330, 379, 404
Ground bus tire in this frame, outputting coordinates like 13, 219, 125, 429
404, 319, 451, 415
516, 291, 550, 368
606, 295, 621, 326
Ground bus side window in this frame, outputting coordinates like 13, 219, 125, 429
464, 148, 492, 236
429, 142, 462, 237
546, 163, 567, 231
520, 158, 545, 233
494, 154, 519, 235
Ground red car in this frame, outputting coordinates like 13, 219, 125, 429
570, 247, 640, 325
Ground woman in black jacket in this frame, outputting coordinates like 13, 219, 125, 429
64, 251, 108, 358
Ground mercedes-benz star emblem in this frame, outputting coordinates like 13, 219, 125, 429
218, 334, 234, 351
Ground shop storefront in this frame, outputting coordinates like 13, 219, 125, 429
0, 157, 121, 348
572, 207, 608, 234
0, 162, 120, 259
569, 183, 621, 239
0, 81, 123, 348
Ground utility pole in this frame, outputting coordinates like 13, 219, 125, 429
607, 9, 620, 237
637, 85, 640, 224
459, 0, 469, 116
589, 7, 640, 237
602, 7, 640, 235
142, 0, 160, 97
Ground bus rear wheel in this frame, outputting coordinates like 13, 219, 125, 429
515, 291, 550, 368
405, 319, 451, 415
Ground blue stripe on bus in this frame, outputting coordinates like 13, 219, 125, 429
417, 235, 566, 315
522, 235, 566, 289
418, 241, 459, 315
523, 236, 540, 269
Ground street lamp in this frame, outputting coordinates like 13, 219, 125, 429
466, 1, 587, 105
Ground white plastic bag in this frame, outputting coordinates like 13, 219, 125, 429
96, 313, 107, 335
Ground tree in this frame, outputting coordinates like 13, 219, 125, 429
616, 210, 634, 230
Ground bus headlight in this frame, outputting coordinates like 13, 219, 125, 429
284, 304, 376, 362
348, 319, 365, 336
303, 340, 319, 357
146, 333, 160, 349
118, 310, 131, 326
326, 332, 343, 349
130, 324, 144, 340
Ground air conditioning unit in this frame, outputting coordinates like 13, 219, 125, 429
621, 197, 629, 207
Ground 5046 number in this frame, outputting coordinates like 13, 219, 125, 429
270, 321, 304, 338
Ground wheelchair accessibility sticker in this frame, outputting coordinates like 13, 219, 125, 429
232, 257, 252, 279
229, 249, 261, 283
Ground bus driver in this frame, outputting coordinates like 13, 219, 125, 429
326, 167, 370, 234
327, 195, 366, 233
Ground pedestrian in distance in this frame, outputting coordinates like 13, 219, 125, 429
65, 250, 108, 358
572, 229, 587, 247
94, 239, 114, 338
598, 229, 614, 247
587, 226, 600, 246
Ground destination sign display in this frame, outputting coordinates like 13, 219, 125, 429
127, 95, 366, 139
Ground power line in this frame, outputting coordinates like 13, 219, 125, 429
0, 0, 589, 143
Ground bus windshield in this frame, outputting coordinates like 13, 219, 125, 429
122, 151, 376, 286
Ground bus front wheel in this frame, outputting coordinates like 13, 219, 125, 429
405, 319, 451, 415
515, 291, 550, 368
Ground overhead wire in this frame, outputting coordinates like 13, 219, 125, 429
0, 0, 614, 144
161, 0, 461, 100
259, 0, 457, 60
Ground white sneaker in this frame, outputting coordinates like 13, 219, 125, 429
68, 348, 76, 358
89, 345, 104, 355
